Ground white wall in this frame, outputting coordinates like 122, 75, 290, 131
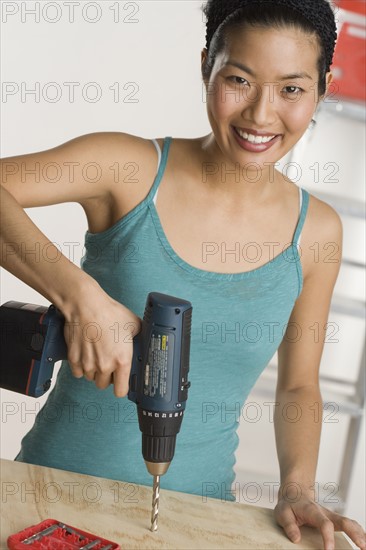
1, 0, 365, 531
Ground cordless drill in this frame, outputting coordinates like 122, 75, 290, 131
0, 292, 192, 531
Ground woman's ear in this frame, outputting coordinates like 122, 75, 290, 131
322, 71, 334, 101
201, 48, 209, 87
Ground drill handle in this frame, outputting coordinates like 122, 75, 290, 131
0, 301, 68, 397
43, 305, 68, 361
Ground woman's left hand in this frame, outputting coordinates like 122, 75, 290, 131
274, 491, 366, 550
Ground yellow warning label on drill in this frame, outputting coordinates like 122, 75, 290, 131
144, 331, 174, 400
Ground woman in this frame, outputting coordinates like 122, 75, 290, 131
1, 0, 365, 548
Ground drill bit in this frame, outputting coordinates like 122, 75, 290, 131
21, 524, 59, 544
150, 474, 160, 532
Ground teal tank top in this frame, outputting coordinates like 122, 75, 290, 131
15, 136, 310, 501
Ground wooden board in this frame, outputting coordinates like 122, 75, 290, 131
1, 459, 354, 549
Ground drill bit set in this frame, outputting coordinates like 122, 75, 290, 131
7, 519, 119, 549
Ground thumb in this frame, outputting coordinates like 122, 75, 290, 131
275, 504, 302, 544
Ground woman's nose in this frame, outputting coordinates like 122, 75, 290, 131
242, 82, 278, 127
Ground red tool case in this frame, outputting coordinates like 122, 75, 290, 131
331, 0, 366, 102
7, 519, 120, 549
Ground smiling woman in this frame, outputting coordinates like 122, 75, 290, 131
1, 1, 365, 549
203, 26, 323, 162
200, 1, 334, 176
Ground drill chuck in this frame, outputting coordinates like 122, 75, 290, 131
138, 406, 184, 475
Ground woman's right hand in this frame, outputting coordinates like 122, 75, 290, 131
61, 279, 142, 397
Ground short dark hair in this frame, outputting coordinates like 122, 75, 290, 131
201, 1, 337, 98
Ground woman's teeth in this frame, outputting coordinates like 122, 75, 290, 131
235, 127, 276, 144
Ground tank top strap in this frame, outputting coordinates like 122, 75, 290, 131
293, 187, 310, 248
150, 136, 172, 205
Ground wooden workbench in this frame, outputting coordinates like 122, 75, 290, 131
1, 459, 353, 549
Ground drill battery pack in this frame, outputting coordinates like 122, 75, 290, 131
7, 519, 120, 549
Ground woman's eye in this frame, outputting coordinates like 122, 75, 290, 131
227, 76, 249, 85
283, 86, 303, 95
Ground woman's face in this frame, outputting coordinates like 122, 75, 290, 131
202, 25, 332, 169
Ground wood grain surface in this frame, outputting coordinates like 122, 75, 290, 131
1, 459, 354, 549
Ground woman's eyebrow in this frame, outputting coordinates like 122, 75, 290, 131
224, 60, 313, 80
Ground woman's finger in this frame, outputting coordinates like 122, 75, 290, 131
275, 503, 302, 543
112, 362, 132, 398
69, 364, 84, 378
82, 363, 97, 381
319, 506, 366, 550
67, 352, 84, 378
337, 517, 366, 550
290, 502, 335, 550
317, 516, 336, 550
94, 372, 113, 390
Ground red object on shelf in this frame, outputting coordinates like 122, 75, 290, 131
330, 1, 366, 102
7, 519, 121, 550
333, 0, 366, 16
331, 22, 366, 102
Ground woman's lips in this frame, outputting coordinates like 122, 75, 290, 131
234, 126, 278, 137
232, 126, 282, 152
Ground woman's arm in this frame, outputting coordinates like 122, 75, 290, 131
1, 132, 117, 308
1, 132, 145, 395
273, 200, 365, 550
0, 185, 97, 309
275, 200, 343, 497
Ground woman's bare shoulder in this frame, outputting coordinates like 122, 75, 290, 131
79, 131, 167, 203
78, 132, 172, 233
82, 130, 163, 169
305, 190, 343, 242
301, 190, 343, 280
279, 173, 342, 278
280, 172, 342, 242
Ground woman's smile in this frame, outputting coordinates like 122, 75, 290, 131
232, 125, 283, 152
